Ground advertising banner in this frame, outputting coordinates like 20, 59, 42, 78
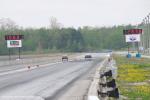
125, 34, 140, 42
7, 40, 22, 48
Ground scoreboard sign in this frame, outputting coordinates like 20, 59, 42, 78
123, 29, 142, 43
123, 29, 143, 35
5, 35, 24, 48
5, 35, 24, 40
7, 40, 22, 48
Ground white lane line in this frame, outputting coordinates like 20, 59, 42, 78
0, 68, 28, 76
39, 61, 62, 67
0, 96, 44, 100
88, 96, 99, 100
0, 61, 62, 76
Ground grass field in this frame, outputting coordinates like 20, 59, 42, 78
113, 55, 150, 100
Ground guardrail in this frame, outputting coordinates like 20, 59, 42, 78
88, 57, 119, 100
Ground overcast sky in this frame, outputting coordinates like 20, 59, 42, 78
0, 0, 150, 28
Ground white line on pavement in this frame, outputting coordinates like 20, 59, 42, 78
0, 62, 62, 76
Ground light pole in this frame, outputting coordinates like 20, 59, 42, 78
143, 18, 147, 53
147, 14, 150, 53
145, 17, 148, 53
146, 16, 149, 53
142, 19, 145, 51
140, 13, 150, 54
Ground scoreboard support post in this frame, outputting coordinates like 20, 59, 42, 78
9, 48, 11, 61
136, 42, 141, 58
19, 47, 21, 59
126, 43, 131, 58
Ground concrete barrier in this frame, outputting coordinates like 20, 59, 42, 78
88, 58, 108, 100
88, 56, 118, 100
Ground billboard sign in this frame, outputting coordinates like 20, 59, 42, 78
7, 40, 22, 48
125, 34, 140, 42
123, 29, 143, 35
5, 35, 24, 40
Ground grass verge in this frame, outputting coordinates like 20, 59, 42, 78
113, 55, 150, 100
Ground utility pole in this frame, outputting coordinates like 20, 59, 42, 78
140, 13, 150, 54
147, 14, 150, 54
141, 19, 145, 53
145, 17, 148, 53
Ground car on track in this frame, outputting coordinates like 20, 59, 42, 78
85, 55, 92, 61
62, 56, 68, 61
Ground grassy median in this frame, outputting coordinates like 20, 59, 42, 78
113, 55, 150, 100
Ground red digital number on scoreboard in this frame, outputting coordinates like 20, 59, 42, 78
5, 35, 24, 40
123, 29, 142, 35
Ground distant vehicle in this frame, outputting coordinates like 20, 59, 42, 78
85, 55, 92, 60
62, 56, 68, 61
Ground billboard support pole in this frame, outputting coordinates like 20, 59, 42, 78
126, 43, 131, 58
137, 42, 139, 54
9, 48, 11, 61
136, 42, 141, 58
127, 43, 130, 54
19, 47, 21, 59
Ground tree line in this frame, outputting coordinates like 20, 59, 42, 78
0, 18, 135, 55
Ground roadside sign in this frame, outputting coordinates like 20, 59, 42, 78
7, 40, 22, 48
5, 34, 24, 60
123, 29, 142, 58
5, 35, 24, 40
139, 46, 144, 51
125, 34, 140, 42
123, 29, 143, 35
